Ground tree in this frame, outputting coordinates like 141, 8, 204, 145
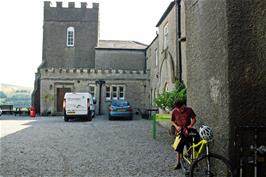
43, 94, 54, 115
0, 91, 7, 98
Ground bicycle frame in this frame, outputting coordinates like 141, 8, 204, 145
183, 138, 208, 165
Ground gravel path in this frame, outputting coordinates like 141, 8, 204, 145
0, 115, 184, 177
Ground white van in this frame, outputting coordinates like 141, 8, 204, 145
63, 92, 95, 122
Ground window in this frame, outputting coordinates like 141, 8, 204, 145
105, 85, 125, 100
155, 48, 159, 66
163, 23, 168, 49
106, 86, 111, 100
67, 27, 75, 47
119, 86, 125, 100
89, 85, 96, 98
112, 86, 118, 100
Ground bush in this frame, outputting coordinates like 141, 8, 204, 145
154, 80, 186, 111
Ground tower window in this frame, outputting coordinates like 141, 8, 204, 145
66, 27, 75, 47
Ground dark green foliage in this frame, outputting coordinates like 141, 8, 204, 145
154, 80, 186, 111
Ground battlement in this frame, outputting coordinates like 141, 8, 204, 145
40, 68, 150, 81
42, 68, 148, 75
44, 1, 99, 9
44, 1, 99, 22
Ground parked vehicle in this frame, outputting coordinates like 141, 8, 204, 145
63, 92, 95, 122
108, 100, 133, 120
0, 108, 2, 116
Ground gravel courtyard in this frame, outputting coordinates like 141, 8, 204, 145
0, 115, 184, 177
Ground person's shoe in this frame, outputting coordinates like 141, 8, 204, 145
174, 163, 181, 170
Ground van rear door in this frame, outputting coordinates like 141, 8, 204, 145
65, 94, 88, 115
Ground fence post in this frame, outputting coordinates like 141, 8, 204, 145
153, 114, 157, 139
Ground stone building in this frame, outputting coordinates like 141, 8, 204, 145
33, 1, 266, 175
147, 1, 187, 107
32, 1, 149, 116
147, 0, 266, 176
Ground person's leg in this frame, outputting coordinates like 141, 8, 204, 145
174, 134, 184, 170
174, 151, 181, 169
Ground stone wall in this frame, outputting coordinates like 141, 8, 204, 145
95, 49, 146, 71
157, 3, 178, 92
39, 68, 150, 115
185, 1, 266, 174
227, 0, 266, 127
146, 36, 159, 106
185, 0, 231, 158
227, 1, 266, 175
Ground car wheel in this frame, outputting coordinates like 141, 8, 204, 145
109, 115, 113, 120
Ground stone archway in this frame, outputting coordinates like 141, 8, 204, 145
159, 50, 176, 87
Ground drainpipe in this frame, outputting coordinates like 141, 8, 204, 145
175, 0, 182, 82
96, 79, 105, 115
144, 48, 147, 74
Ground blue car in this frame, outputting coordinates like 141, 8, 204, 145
108, 100, 133, 120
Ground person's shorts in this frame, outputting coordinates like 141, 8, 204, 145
174, 128, 200, 153
175, 139, 186, 153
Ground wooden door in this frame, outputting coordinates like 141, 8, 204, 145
57, 88, 71, 112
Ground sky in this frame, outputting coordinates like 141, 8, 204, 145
0, 0, 172, 87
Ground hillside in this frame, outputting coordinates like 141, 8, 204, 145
0, 83, 33, 108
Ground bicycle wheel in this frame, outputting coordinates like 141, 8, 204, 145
189, 153, 234, 177
180, 144, 191, 175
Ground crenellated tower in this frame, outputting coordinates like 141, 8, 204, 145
33, 2, 149, 116
42, 1, 99, 68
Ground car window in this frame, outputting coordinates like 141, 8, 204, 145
112, 100, 129, 106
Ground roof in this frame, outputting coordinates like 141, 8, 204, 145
96, 40, 147, 50
156, 1, 175, 27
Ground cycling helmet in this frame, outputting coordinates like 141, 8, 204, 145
199, 125, 213, 141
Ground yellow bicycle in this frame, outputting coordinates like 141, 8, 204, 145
179, 125, 235, 177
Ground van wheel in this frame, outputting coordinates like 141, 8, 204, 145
86, 111, 92, 121
64, 116, 69, 122
87, 115, 92, 121
64, 110, 69, 122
